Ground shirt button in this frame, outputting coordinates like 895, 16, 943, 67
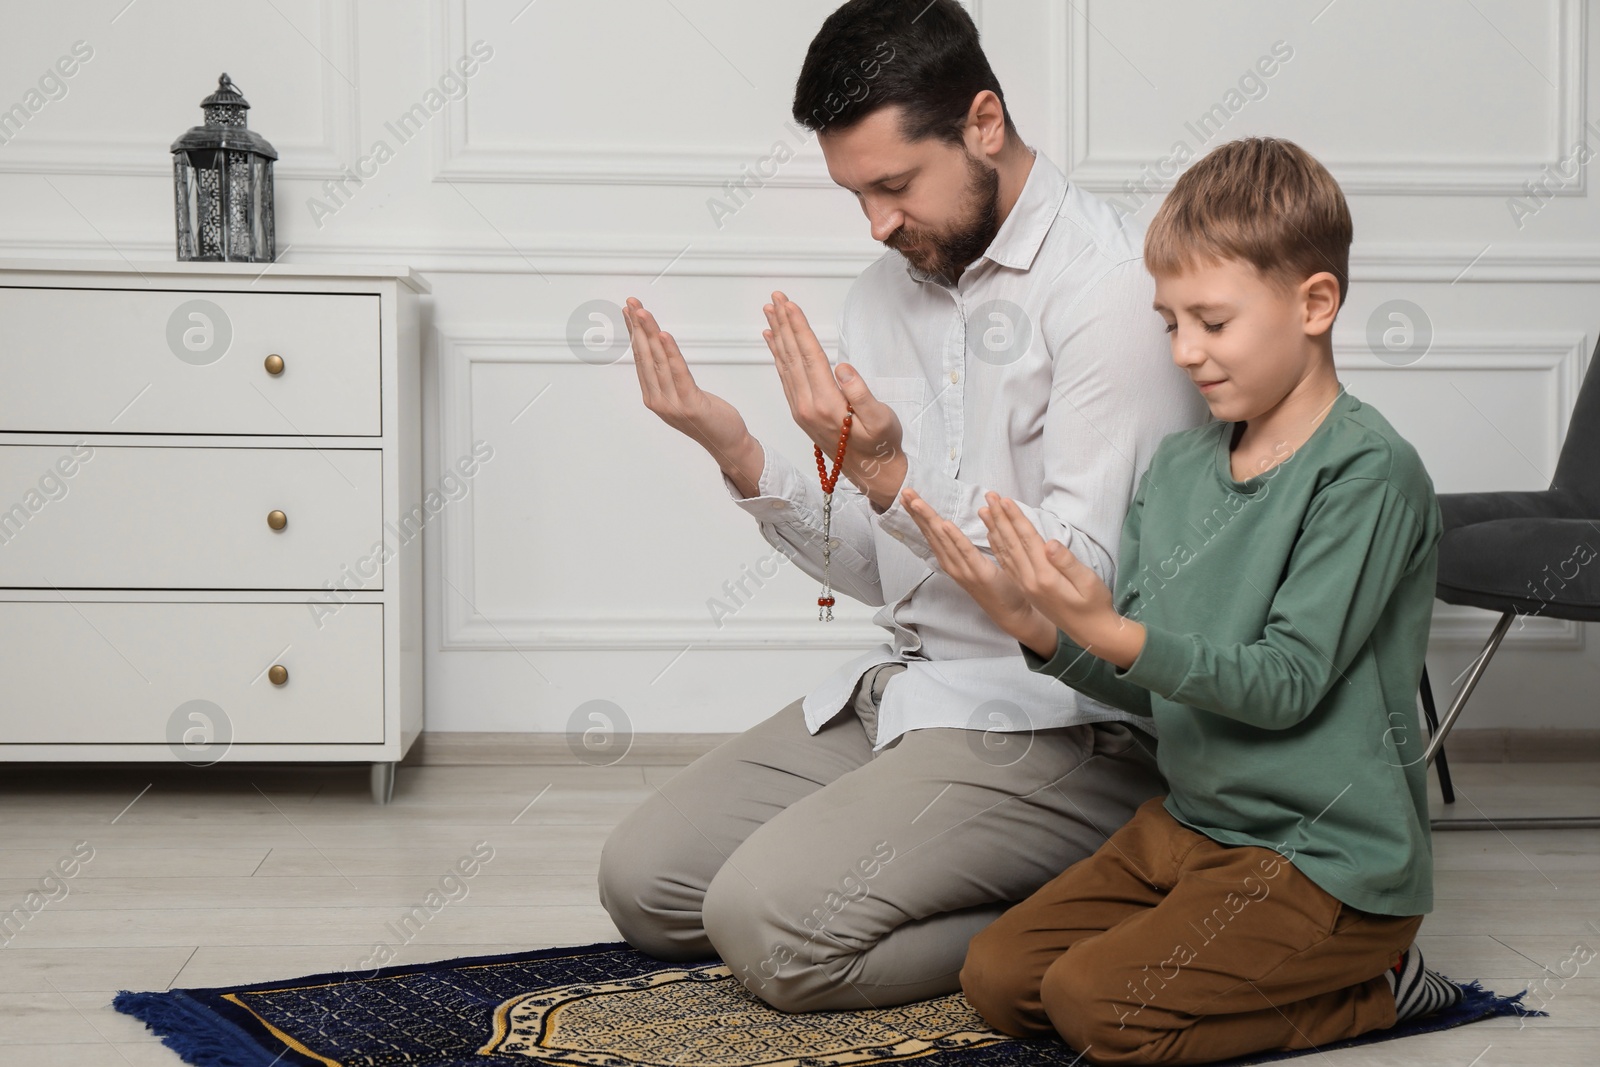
769, 501, 783, 509
828, 537, 841, 548
891, 530, 905, 541
949, 371, 959, 383
949, 447, 957, 459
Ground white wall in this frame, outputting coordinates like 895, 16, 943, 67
2, 0, 1596, 735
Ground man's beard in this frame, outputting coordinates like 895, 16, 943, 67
888, 149, 1002, 283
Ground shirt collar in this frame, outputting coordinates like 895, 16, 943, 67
904, 147, 1068, 283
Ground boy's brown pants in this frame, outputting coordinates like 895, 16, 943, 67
960, 795, 1425, 1066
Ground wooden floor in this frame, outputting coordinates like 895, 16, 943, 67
2, 757, 1597, 1065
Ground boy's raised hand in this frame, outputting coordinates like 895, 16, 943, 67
980, 491, 1144, 668
900, 487, 1057, 657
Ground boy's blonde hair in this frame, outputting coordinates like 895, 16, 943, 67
1144, 136, 1352, 312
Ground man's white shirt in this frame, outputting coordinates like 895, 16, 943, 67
723, 146, 1211, 751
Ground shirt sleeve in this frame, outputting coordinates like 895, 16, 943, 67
720, 299, 885, 607
721, 438, 885, 607
1018, 466, 1155, 717
872, 257, 1208, 592
1114, 476, 1434, 730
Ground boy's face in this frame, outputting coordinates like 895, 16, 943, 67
819, 103, 1002, 284
1151, 256, 1336, 424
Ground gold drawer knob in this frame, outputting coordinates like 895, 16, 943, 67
267, 509, 287, 530
264, 353, 285, 375
268, 664, 289, 686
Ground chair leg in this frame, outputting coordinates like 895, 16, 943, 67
1425, 611, 1515, 766
1418, 665, 1454, 804
1426, 610, 1600, 829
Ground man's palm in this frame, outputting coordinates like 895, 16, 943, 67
625, 298, 750, 458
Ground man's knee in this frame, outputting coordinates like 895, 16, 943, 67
703, 859, 843, 1013
597, 802, 708, 960
703, 861, 793, 1006
959, 922, 1044, 1038
1040, 947, 1150, 1062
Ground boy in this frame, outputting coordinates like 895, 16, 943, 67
900, 136, 1461, 1064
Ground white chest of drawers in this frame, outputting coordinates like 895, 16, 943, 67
0, 260, 426, 802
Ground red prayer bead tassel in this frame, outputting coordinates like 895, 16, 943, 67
814, 406, 853, 622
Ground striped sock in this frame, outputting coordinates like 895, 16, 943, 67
1386, 943, 1463, 1023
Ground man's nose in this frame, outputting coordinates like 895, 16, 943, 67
862, 199, 903, 243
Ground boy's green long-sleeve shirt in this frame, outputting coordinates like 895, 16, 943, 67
1023, 388, 1441, 915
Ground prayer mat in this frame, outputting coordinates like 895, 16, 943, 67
114, 939, 1543, 1066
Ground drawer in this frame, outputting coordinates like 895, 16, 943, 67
0, 601, 383, 744
0, 445, 383, 590
0, 287, 379, 436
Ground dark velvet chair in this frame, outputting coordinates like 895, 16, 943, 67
1422, 332, 1600, 828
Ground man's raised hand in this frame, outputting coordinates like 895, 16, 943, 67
761, 292, 908, 508
624, 298, 764, 489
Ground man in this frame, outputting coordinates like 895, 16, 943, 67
600, 0, 1208, 1012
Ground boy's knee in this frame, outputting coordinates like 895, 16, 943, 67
959, 925, 1042, 1038
1040, 950, 1150, 1062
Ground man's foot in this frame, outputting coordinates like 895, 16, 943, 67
1387, 943, 1463, 1024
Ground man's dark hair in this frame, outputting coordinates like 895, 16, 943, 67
791, 0, 1016, 147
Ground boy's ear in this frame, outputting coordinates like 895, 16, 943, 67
1300, 271, 1341, 337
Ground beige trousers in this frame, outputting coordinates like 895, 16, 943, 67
597, 661, 1167, 1012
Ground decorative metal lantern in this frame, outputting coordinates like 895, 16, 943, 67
171, 74, 277, 262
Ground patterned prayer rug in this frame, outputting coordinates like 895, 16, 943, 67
113, 940, 1541, 1066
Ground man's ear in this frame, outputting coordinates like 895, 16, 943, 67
966, 90, 1008, 158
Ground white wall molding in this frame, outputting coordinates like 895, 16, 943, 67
433, 0, 986, 186
1337, 330, 1591, 651
0, 0, 360, 181
1333, 331, 1589, 445
1347, 244, 1600, 283
1063, 0, 1589, 197
11, 236, 1600, 282
432, 330, 1592, 654
435, 330, 886, 651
